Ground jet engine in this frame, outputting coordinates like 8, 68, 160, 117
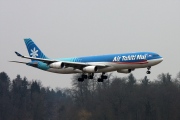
83, 66, 98, 73
49, 62, 65, 69
117, 69, 131, 73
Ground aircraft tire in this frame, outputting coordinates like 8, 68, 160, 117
146, 71, 151, 74
101, 75, 107, 79
82, 75, 88, 79
88, 75, 93, 79
78, 78, 84, 82
98, 78, 103, 82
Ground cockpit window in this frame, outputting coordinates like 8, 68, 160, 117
153, 54, 159, 57
148, 54, 159, 57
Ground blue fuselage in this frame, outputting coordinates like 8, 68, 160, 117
27, 52, 163, 74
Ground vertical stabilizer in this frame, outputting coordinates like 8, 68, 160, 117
24, 38, 48, 61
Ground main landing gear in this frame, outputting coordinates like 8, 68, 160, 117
146, 66, 151, 74
78, 73, 108, 82
78, 73, 94, 82
97, 73, 108, 82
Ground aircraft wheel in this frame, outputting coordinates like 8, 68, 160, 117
78, 78, 84, 82
101, 75, 107, 79
146, 71, 151, 74
88, 75, 93, 79
82, 74, 88, 79
97, 78, 103, 82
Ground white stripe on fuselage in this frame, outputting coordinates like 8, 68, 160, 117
47, 58, 163, 74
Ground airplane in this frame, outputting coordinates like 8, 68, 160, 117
10, 38, 163, 82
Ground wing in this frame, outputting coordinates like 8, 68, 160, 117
14, 51, 108, 69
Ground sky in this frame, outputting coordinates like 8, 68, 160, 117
0, 0, 180, 88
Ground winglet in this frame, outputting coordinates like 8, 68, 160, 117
15, 51, 23, 57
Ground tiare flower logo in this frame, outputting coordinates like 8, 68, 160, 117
30, 47, 38, 58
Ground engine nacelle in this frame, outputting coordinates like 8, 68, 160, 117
49, 62, 65, 69
83, 66, 98, 73
117, 69, 131, 73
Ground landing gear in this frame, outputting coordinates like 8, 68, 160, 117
88, 73, 94, 79
97, 78, 103, 82
97, 73, 107, 82
146, 71, 151, 74
78, 73, 95, 82
78, 74, 88, 82
146, 66, 151, 74
78, 78, 84, 82
82, 74, 88, 79
78, 73, 107, 82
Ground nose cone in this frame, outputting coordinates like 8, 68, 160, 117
158, 57, 163, 63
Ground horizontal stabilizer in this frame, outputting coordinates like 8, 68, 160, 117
9, 61, 27, 64
15, 51, 23, 57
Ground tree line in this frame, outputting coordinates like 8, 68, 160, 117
0, 71, 180, 120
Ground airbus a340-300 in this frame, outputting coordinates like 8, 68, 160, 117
11, 38, 163, 82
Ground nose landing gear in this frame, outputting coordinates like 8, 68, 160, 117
146, 67, 151, 74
